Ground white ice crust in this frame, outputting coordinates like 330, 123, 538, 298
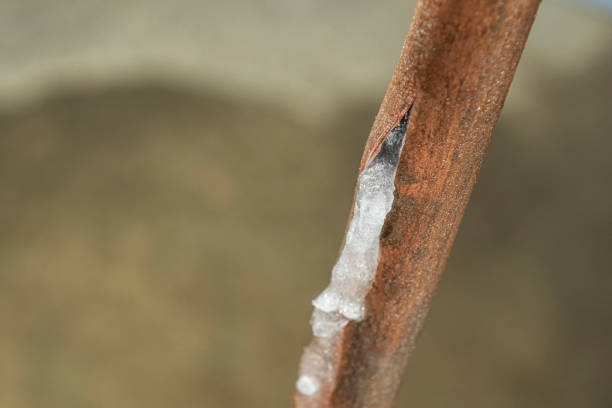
296, 375, 319, 396
296, 117, 407, 398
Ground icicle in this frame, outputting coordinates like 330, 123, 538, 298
296, 114, 408, 398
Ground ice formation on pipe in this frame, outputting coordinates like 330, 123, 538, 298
313, 115, 407, 325
296, 115, 408, 399
296, 375, 319, 396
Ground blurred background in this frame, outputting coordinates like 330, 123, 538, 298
1, 1, 611, 407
